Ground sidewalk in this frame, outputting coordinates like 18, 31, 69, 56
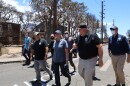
0, 56, 25, 63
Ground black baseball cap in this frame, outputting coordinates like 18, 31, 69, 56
79, 23, 88, 29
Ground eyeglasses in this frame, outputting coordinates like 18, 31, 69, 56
110, 29, 116, 31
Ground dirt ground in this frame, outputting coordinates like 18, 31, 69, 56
0, 46, 22, 59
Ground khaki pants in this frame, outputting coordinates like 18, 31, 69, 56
111, 54, 126, 84
78, 57, 97, 86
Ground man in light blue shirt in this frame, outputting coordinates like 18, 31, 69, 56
22, 32, 31, 65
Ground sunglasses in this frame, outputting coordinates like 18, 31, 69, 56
110, 29, 116, 31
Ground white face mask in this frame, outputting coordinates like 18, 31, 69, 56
111, 30, 115, 35
65, 34, 69, 38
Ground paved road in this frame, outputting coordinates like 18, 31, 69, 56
0, 45, 130, 86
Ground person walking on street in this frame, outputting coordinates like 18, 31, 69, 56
22, 32, 31, 66
64, 31, 76, 72
30, 32, 53, 83
52, 30, 71, 86
49, 34, 55, 73
108, 26, 130, 86
74, 23, 103, 86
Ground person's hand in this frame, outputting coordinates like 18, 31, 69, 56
127, 57, 130, 63
109, 53, 112, 57
98, 59, 103, 67
126, 54, 130, 63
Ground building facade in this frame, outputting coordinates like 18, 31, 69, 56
0, 22, 20, 45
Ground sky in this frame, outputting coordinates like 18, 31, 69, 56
2, 0, 130, 37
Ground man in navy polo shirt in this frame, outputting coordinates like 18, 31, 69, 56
108, 26, 130, 86
52, 30, 71, 86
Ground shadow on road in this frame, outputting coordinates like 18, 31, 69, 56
30, 79, 51, 86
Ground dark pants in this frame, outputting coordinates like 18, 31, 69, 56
23, 48, 30, 64
69, 52, 76, 71
54, 61, 71, 86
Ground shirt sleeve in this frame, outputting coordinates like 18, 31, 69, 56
93, 34, 101, 45
42, 39, 48, 47
123, 36, 130, 54
64, 39, 68, 49
108, 38, 111, 50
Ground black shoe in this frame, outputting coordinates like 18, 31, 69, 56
50, 74, 53, 80
68, 76, 71, 83
122, 84, 125, 86
22, 63, 28, 66
113, 84, 121, 86
40, 68, 44, 71
33, 80, 42, 83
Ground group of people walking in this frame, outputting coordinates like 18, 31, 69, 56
22, 23, 130, 86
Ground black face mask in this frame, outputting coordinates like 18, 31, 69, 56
51, 37, 54, 40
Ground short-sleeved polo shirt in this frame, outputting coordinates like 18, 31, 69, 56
32, 39, 48, 60
53, 39, 68, 62
24, 36, 31, 49
76, 33, 101, 59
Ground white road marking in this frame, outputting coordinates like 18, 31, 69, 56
13, 84, 18, 86
41, 75, 55, 81
24, 81, 31, 86
100, 59, 111, 71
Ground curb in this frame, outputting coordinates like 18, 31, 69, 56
0, 61, 25, 64
0, 57, 25, 64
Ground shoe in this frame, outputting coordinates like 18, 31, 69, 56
68, 76, 71, 83
22, 63, 28, 66
50, 74, 53, 80
122, 84, 125, 86
33, 80, 42, 83
40, 68, 44, 71
113, 84, 121, 86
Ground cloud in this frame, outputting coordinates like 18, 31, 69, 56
3, 0, 31, 12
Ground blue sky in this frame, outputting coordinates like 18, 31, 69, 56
73, 0, 130, 37
3, 0, 130, 37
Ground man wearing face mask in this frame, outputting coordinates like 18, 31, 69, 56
108, 26, 130, 86
64, 31, 76, 72
49, 34, 55, 72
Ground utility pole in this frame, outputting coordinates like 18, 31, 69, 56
53, 0, 58, 33
101, 0, 105, 43
113, 19, 115, 26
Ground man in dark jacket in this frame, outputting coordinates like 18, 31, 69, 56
108, 26, 130, 86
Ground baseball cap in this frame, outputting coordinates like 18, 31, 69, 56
34, 32, 40, 35
79, 23, 88, 29
110, 26, 118, 30
54, 30, 62, 34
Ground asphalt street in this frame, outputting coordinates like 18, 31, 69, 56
0, 45, 130, 86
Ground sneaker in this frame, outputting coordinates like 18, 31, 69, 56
33, 80, 41, 83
